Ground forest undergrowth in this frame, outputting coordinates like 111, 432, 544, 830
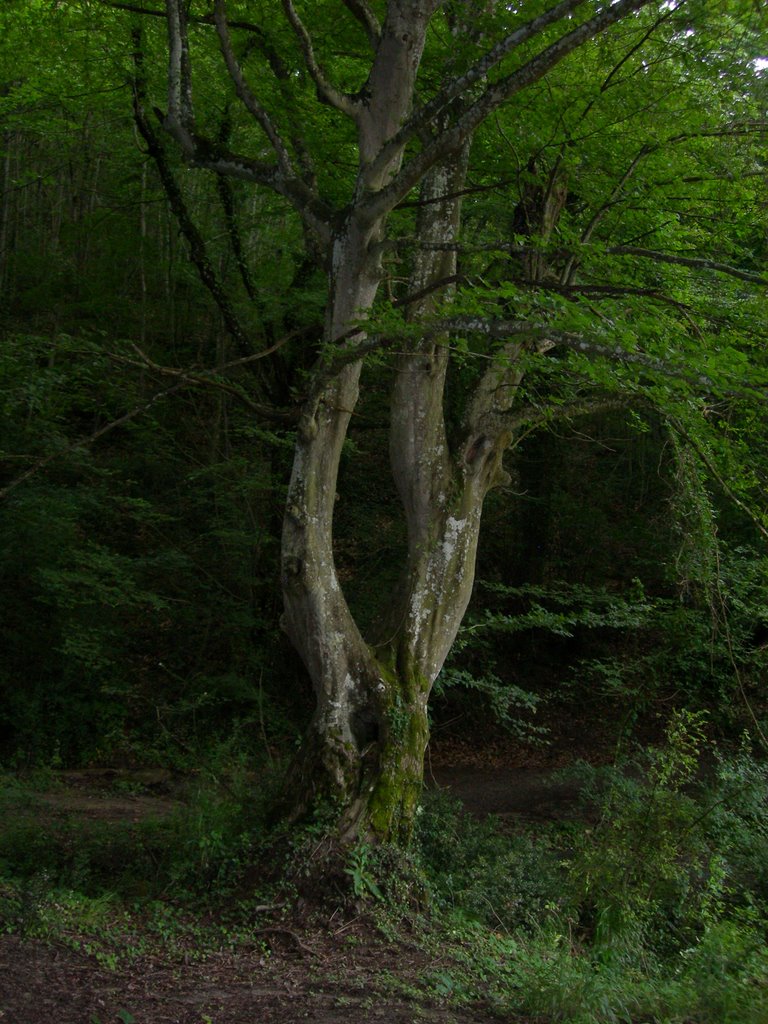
2, 711, 768, 1023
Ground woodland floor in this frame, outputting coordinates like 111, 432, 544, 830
0, 710, 633, 1024
0, 923, 514, 1024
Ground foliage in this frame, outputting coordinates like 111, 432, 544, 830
416, 790, 565, 930
0, 329, 303, 765
344, 843, 384, 901
0, 7, 767, 1020
412, 720, 768, 1023
2, 721, 768, 1022
440, 530, 768, 740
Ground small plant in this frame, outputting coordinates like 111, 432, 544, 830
566, 710, 712, 957
345, 843, 383, 901
416, 790, 564, 931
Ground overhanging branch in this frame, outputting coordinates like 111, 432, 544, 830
608, 246, 768, 286
362, 0, 654, 220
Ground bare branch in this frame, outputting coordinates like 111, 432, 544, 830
340, 0, 381, 48
159, 2, 332, 244
0, 333, 304, 502
109, 343, 298, 422
164, 0, 195, 149
214, 0, 295, 176
281, 0, 359, 118
608, 246, 768, 286
0, 381, 186, 503
133, 28, 256, 357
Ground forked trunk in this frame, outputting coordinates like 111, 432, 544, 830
281, 140, 521, 843
155, 0, 681, 846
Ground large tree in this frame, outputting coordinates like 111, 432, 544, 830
109, 0, 766, 841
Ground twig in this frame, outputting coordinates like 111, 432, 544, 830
254, 927, 323, 958
0, 381, 185, 502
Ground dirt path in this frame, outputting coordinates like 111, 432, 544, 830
430, 764, 584, 821
0, 925, 511, 1024
24, 756, 590, 827
1, 759, 584, 1022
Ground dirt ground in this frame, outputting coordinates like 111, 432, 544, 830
0, 730, 610, 1024
0, 923, 515, 1024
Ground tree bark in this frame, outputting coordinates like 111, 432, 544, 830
278, 3, 439, 841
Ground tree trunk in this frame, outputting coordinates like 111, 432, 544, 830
281, 133, 524, 843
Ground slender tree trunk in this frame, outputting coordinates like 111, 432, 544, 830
280, 219, 393, 836
0, 131, 12, 301
280, 3, 440, 841
282, 138, 525, 843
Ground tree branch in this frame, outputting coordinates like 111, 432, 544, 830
668, 417, 768, 544
363, 0, 587, 189
340, 0, 381, 48
281, 0, 359, 118
164, 0, 194, 150
108, 342, 298, 423
563, 143, 654, 284
506, 395, 643, 433
539, 281, 697, 316
0, 333, 305, 502
608, 246, 768, 286
362, 0, 654, 218
215, 117, 257, 302
102, 1, 284, 40
214, 0, 295, 177
160, 1, 332, 245
0, 381, 186, 503
132, 28, 256, 358
405, 239, 768, 288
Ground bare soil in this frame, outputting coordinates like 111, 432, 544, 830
0, 923, 513, 1024
32, 768, 180, 825
0, 733, 607, 1024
